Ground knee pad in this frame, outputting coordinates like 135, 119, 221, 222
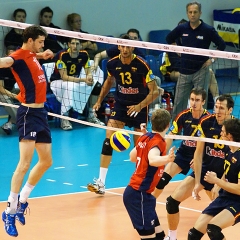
156, 172, 172, 190
101, 138, 113, 156
207, 224, 224, 240
137, 228, 155, 237
188, 227, 204, 240
166, 196, 180, 214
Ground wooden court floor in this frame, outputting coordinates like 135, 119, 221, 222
0, 182, 239, 240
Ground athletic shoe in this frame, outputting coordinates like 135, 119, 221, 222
2, 211, 18, 237
87, 178, 105, 195
1, 122, 13, 135
163, 237, 177, 240
87, 116, 105, 126
16, 201, 29, 225
61, 119, 72, 130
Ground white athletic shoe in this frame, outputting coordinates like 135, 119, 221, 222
87, 116, 105, 126
61, 119, 72, 130
87, 178, 105, 195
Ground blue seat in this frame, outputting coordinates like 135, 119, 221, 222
148, 29, 171, 56
158, 53, 176, 96
96, 35, 114, 51
145, 55, 161, 78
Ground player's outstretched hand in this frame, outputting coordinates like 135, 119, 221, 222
93, 102, 101, 112
192, 184, 201, 201
168, 146, 175, 162
127, 104, 141, 117
42, 49, 54, 60
204, 171, 217, 184
140, 123, 147, 134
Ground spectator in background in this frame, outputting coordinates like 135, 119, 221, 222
50, 38, 105, 130
39, 6, 66, 53
0, 46, 19, 135
166, 2, 225, 120
92, 28, 145, 73
4, 8, 26, 48
67, 13, 98, 59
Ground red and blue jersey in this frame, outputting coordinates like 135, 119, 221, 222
129, 132, 166, 193
10, 48, 46, 104
170, 108, 210, 157
107, 54, 155, 106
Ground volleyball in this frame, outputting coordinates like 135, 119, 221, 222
110, 131, 131, 152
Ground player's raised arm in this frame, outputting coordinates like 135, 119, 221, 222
0, 57, 14, 68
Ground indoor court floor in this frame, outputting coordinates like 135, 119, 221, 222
1, 94, 240, 239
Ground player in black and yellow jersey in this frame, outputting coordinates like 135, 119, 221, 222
87, 34, 160, 195
152, 87, 210, 199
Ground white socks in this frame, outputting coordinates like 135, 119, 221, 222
99, 167, 108, 185
19, 182, 35, 204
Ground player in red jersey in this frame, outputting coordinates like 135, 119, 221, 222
0, 25, 54, 237
123, 109, 175, 240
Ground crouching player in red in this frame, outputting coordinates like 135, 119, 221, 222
123, 109, 175, 240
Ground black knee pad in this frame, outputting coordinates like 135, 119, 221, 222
188, 227, 204, 240
156, 172, 172, 190
137, 228, 155, 236
207, 224, 224, 240
156, 231, 165, 240
166, 196, 180, 214
101, 138, 113, 156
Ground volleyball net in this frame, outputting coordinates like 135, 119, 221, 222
0, 19, 240, 147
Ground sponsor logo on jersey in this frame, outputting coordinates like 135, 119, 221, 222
183, 140, 197, 147
118, 86, 139, 94
196, 35, 203, 40
131, 67, 137, 72
206, 146, 225, 159
231, 157, 237, 163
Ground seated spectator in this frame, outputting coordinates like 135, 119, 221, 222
4, 8, 26, 48
39, 6, 66, 53
67, 13, 98, 59
0, 46, 19, 134
50, 38, 104, 130
92, 28, 145, 72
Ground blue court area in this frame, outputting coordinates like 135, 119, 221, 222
1, 92, 240, 202
0, 117, 184, 202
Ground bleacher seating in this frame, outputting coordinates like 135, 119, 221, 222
145, 54, 176, 96
148, 29, 171, 56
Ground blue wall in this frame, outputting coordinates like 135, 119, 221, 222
0, 0, 239, 41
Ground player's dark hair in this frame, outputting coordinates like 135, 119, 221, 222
223, 119, 240, 142
151, 109, 171, 132
190, 87, 207, 101
22, 25, 47, 43
13, 8, 27, 18
127, 28, 140, 38
120, 34, 131, 40
40, 6, 53, 17
216, 94, 234, 109
186, 1, 201, 12
67, 37, 80, 43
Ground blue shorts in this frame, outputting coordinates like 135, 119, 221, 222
174, 151, 192, 175
110, 101, 148, 129
202, 196, 240, 225
123, 185, 158, 230
190, 162, 225, 191
16, 105, 52, 143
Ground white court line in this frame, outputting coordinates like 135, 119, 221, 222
123, 159, 130, 162
77, 164, 88, 167
63, 183, 73, 186
0, 181, 201, 213
54, 167, 65, 169
46, 179, 56, 182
